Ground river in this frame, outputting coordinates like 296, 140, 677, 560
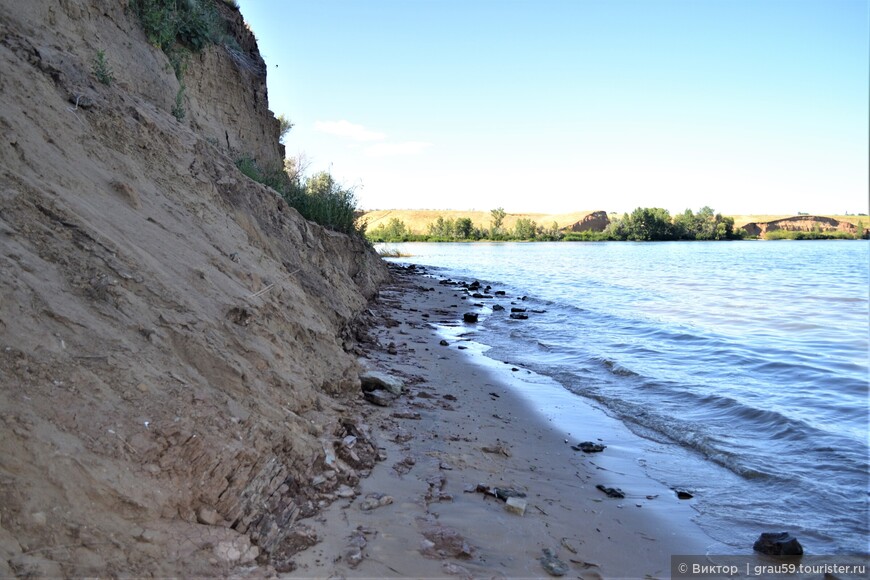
382, 240, 869, 555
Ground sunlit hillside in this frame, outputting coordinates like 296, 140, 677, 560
360, 209, 867, 233
730, 214, 864, 227
360, 209, 600, 234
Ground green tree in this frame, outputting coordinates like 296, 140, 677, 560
490, 207, 507, 240
623, 207, 675, 241
455, 217, 474, 239
427, 216, 456, 239
368, 218, 409, 242
513, 218, 537, 240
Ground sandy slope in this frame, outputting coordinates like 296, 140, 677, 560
0, 1, 388, 575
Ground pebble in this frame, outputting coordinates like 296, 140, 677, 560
540, 548, 569, 576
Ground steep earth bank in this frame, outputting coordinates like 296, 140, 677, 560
741, 215, 860, 238
0, 0, 388, 575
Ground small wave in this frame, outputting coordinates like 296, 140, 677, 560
596, 357, 641, 377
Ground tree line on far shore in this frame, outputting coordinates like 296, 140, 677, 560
367, 206, 753, 242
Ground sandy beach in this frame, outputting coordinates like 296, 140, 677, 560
285, 263, 724, 578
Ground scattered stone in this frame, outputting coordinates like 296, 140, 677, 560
363, 389, 395, 407
439, 339, 449, 346
343, 546, 363, 568
336, 485, 356, 499
68, 92, 94, 109
494, 290, 506, 295
392, 410, 422, 420
560, 537, 579, 554
462, 312, 478, 323
481, 442, 511, 457
509, 313, 528, 320
474, 483, 527, 502
540, 548, 569, 577
442, 562, 473, 578
359, 493, 394, 511
572, 441, 606, 453
360, 370, 404, 395
510, 307, 527, 313
393, 455, 416, 474
488, 391, 500, 398
675, 489, 694, 500
492, 304, 505, 311
457, 345, 468, 350
505, 496, 527, 516
419, 521, 475, 559
595, 484, 625, 499
442, 393, 457, 401
753, 532, 803, 555
196, 507, 219, 526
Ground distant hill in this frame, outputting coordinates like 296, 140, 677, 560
360, 209, 600, 234
360, 209, 867, 234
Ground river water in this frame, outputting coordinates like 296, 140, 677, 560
383, 240, 869, 555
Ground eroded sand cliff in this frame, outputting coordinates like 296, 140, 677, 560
0, 1, 388, 575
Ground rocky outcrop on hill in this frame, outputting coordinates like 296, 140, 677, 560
569, 210, 610, 232
741, 216, 857, 238
0, 1, 387, 576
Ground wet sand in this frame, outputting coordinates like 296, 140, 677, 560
286, 264, 724, 578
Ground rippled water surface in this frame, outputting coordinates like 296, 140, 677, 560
386, 240, 869, 554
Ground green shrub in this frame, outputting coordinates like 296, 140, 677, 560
765, 229, 856, 240
277, 114, 293, 143
92, 50, 115, 85
133, 0, 222, 53
235, 158, 364, 237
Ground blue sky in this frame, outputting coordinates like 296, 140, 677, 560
237, 0, 868, 215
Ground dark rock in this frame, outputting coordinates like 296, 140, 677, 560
457, 345, 468, 350
392, 411, 422, 420
494, 290, 506, 295
540, 548, 569, 577
521, 295, 528, 300
360, 370, 403, 395
572, 441, 606, 453
363, 389, 395, 407
419, 521, 474, 559
471, 293, 492, 299
468, 281, 481, 290
473, 483, 526, 502
492, 304, 505, 311
510, 307, 527, 313
753, 532, 803, 556
596, 484, 625, 499
509, 313, 528, 320
675, 489, 693, 500
462, 312, 478, 323
439, 339, 449, 346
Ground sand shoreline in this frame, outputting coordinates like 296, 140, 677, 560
285, 263, 724, 578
